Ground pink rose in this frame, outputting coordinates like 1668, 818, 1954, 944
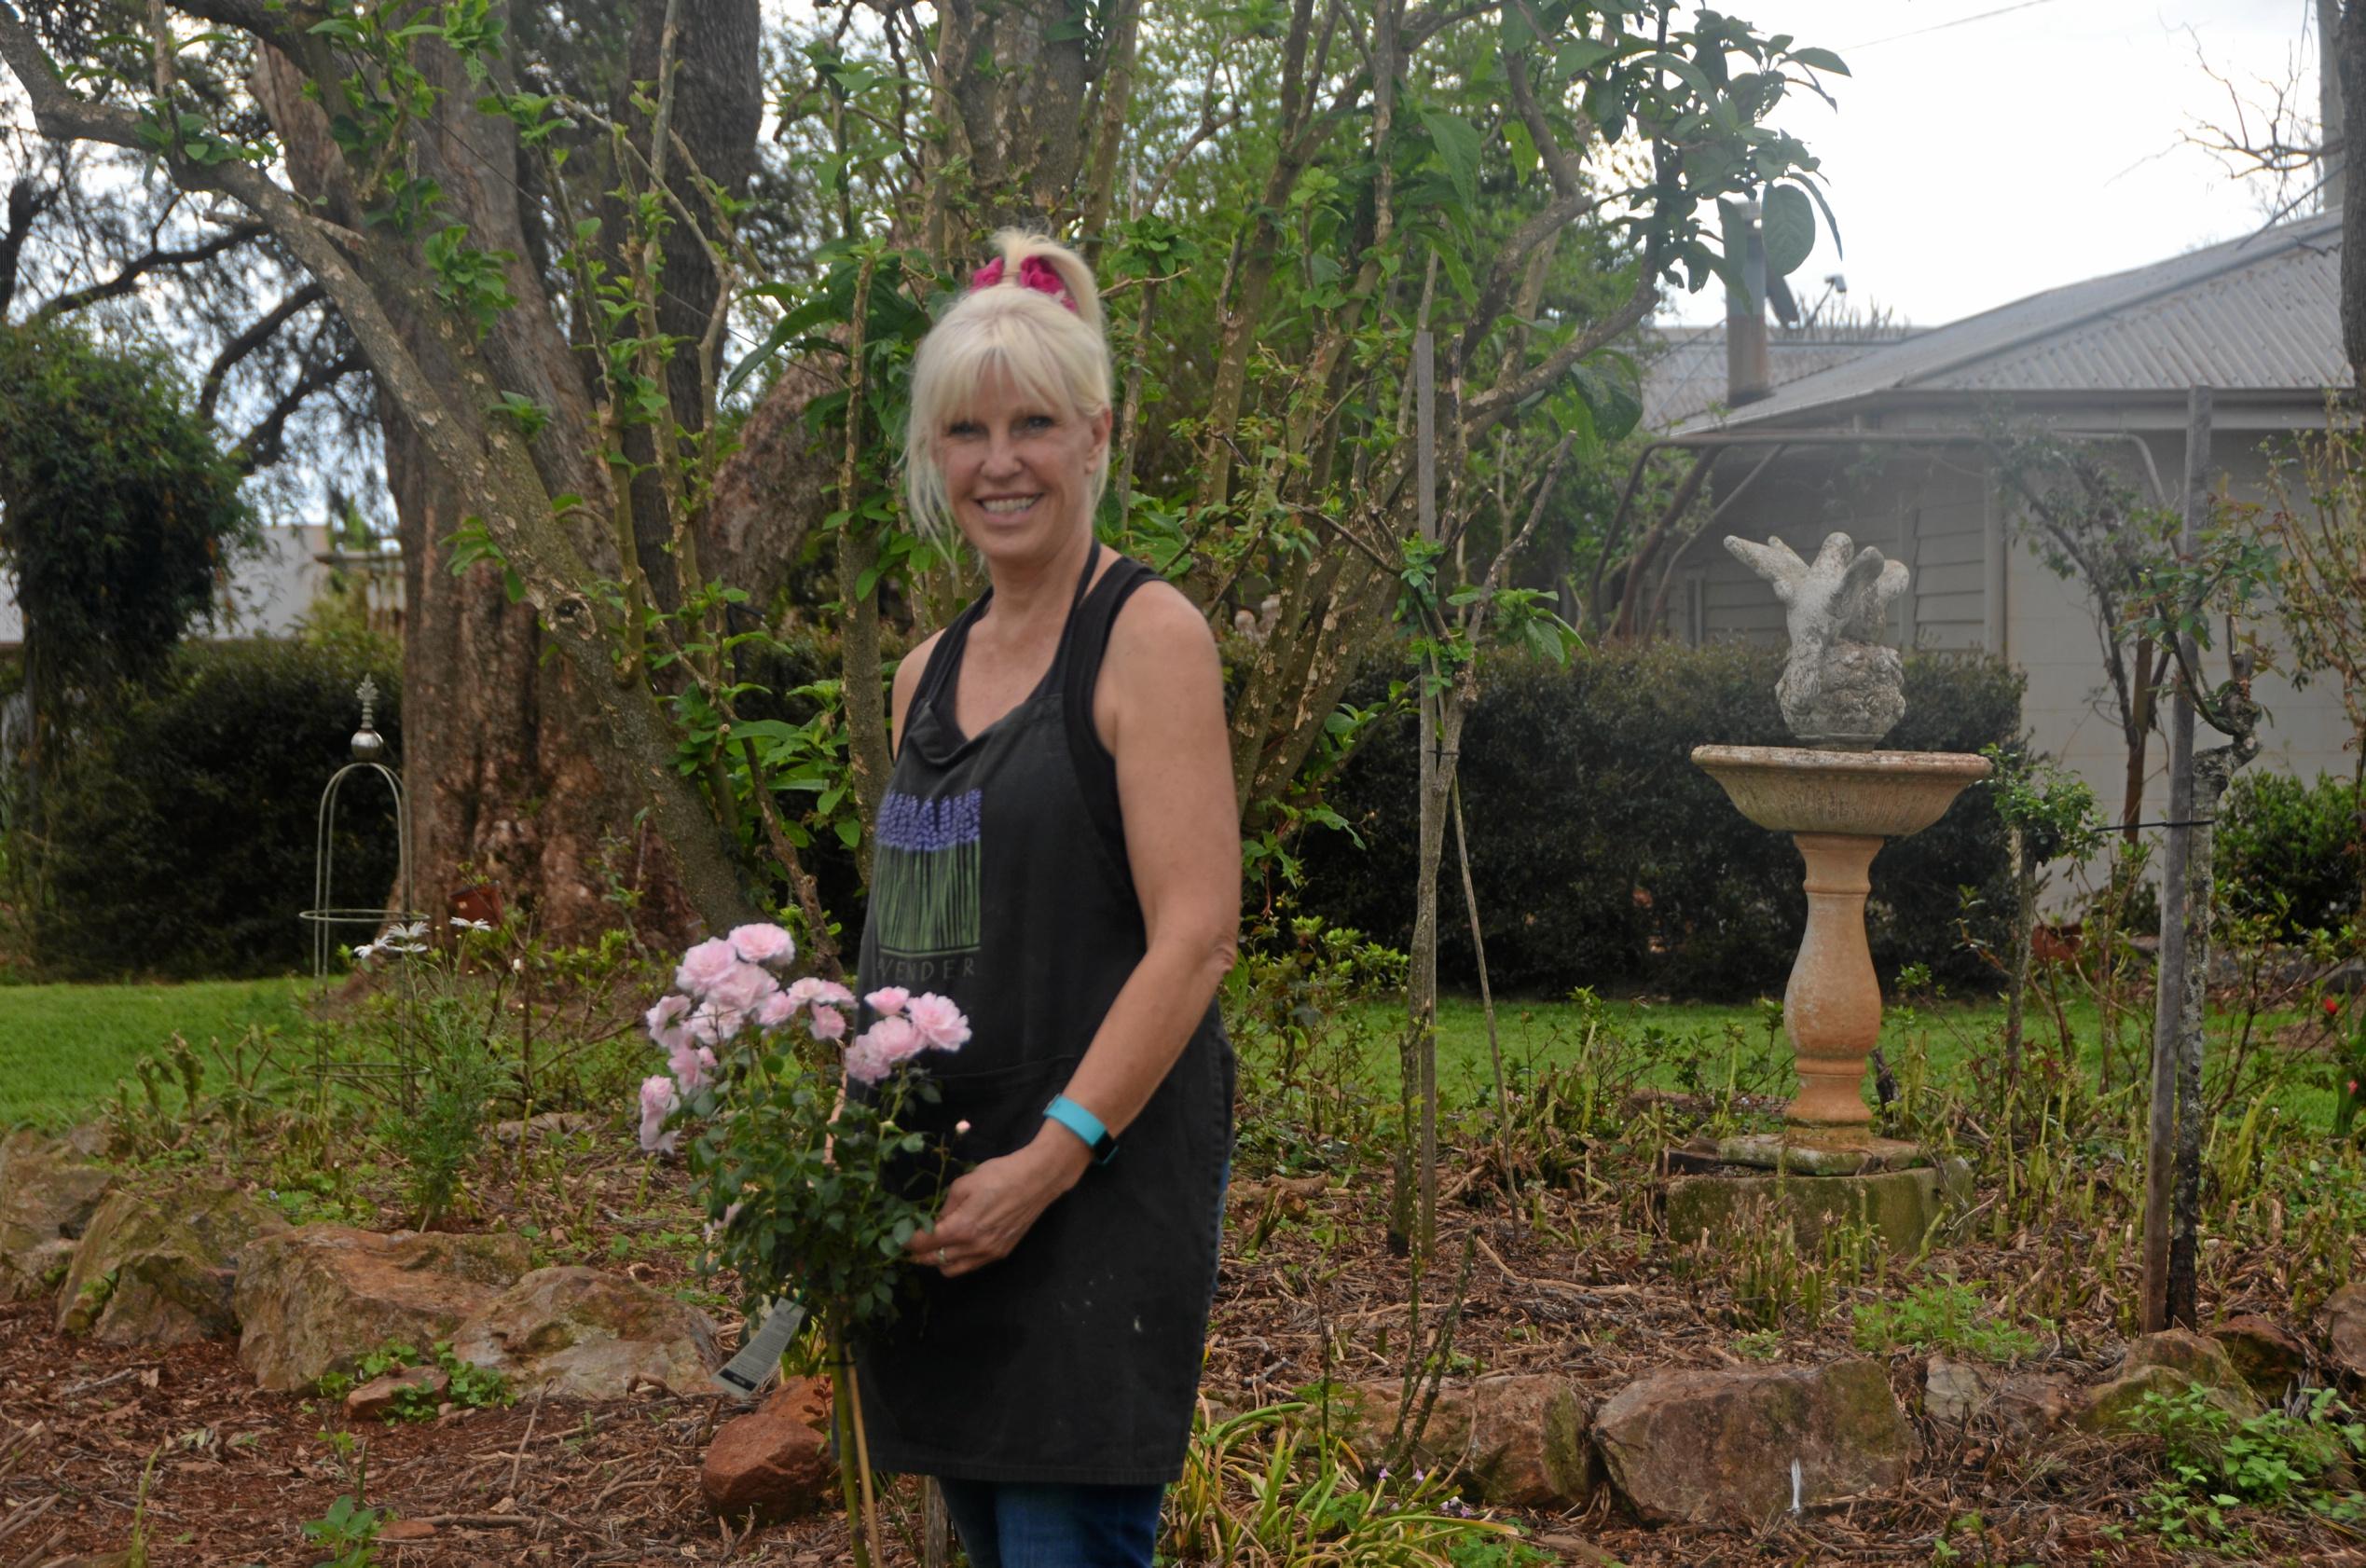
645, 993, 691, 1042
637, 1076, 679, 1153
865, 986, 911, 1017
861, 1015, 925, 1068
729, 923, 797, 969
783, 977, 825, 1009
653, 1021, 692, 1060
807, 1004, 847, 1042
668, 1036, 710, 1093
675, 938, 739, 997
687, 1002, 735, 1046
843, 1037, 890, 1085
812, 980, 856, 1008
705, 960, 780, 1024
905, 994, 970, 1052
755, 989, 798, 1030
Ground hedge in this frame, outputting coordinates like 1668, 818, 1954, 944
2218, 772, 2365, 937
33, 636, 403, 981
1291, 642, 2023, 1000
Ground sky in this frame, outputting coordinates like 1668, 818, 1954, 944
1660, 0, 2332, 327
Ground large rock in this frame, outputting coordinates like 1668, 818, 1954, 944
0, 1130, 115, 1300
2209, 1315, 2308, 1398
1988, 1371, 2079, 1444
2324, 1284, 2366, 1381
57, 1178, 287, 1344
233, 1225, 532, 1392
1923, 1355, 1988, 1425
1921, 1355, 2076, 1444
2077, 1329, 2262, 1433
448, 1266, 720, 1398
1592, 1359, 1919, 1527
704, 1382, 835, 1525
1341, 1374, 1597, 1508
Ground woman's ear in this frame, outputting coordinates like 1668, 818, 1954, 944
1089, 405, 1113, 464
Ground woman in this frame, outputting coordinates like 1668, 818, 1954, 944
854, 230, 1239, 1567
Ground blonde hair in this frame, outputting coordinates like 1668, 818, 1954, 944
903, 229, 1111, 540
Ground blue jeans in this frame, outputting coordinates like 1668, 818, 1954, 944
935, 1478, 1164, 1568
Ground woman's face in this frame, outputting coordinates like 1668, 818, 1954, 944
933, 366, 1109, 567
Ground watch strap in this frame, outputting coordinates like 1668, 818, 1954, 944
1043, 1094, 1118, 1163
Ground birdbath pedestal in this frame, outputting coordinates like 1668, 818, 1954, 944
1691, 744, 1993, 1127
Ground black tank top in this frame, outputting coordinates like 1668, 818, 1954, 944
853, 543, 1234, 1485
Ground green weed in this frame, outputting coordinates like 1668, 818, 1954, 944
1850, 1281, 2047, 1364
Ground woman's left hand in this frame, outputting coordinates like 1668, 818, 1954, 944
907, 1131, 1091, 1278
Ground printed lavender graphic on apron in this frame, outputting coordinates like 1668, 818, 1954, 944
872, 789, 984, 956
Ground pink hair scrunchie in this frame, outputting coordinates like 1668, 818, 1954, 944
969, 254, 1078, 312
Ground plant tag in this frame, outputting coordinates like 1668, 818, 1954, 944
715, 1300, 807, 1398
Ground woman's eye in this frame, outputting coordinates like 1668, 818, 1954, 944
946, 420, 983, 438
1021, 414, 1055, 433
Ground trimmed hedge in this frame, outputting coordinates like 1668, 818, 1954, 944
1293, 642, 2022, 1000
33, 636, 402, 981
2218, 772, 2365, 936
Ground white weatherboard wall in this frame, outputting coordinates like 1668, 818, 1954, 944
0, 523, 335, 647
1681, 432, 2357, 873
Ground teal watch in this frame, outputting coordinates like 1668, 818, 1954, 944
1043, 1094, 1119, 1164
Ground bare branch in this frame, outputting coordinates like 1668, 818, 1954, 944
0, 174, 60, 316
30, 219, 265, 320
230, 344, 365, 473
198, 282, 325, 422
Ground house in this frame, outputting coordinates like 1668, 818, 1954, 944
1652, 209, 2353, 829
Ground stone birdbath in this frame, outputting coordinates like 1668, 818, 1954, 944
1693, 533, 1992, 1133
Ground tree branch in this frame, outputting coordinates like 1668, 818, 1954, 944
198, 282, 325, 422
230, 344, 365, 472
31, 219, 265, 320
0, 174, 59, 317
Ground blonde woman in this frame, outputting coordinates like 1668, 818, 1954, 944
856, 231, 1238, 1565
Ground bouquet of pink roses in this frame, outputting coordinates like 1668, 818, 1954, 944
635, 924, 970, 1337
636, 923, 970, 1566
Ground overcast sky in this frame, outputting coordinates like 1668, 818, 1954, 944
1661, 0, 2332, 327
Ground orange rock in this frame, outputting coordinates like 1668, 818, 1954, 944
703, 1411, 835, 1524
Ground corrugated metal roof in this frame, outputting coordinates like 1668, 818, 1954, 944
1679, 210, 2347, 432
1640, 323, 1919, 430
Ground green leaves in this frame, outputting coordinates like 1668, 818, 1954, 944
422, 226, 518, 338
445, 517, 527, 604
1417, 110, 1483, 212
1787, 46, 1851, 76
1762, 183, 1816, 278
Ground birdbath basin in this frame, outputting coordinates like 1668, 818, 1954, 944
1693, 744, 1992, 1126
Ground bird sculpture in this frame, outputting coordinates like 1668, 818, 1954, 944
1725, 531, 1910, 748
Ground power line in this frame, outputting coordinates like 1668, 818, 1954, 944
1843, 0, 2064, 52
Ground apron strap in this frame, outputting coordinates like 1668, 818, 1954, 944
1060, 554, 1161, 873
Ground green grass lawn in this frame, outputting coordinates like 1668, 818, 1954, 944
3, 973, 2335, 1136
0, 976, 314, 1127
1344, 988, 2339, 1132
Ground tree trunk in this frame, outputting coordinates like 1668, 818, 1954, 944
2166, 749, 2234, 1330
254, 19, 715, 946
609, 0, 763, 610
2002, 823, 2032, 1088
2339, 2, 2366, 388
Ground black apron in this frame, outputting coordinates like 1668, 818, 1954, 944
853, 543, 1234, 1486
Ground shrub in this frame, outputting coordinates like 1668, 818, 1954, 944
31, 636, 402, 980
1293, 642, 2021, 1000
2218, 773, 2364, 937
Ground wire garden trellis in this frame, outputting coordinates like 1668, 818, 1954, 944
301, 675, 421, 979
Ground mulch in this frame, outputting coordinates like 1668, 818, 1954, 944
5, 1130, 2365, 1566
